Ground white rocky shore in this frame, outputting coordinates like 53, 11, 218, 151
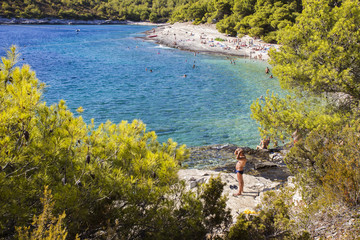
144, 22, 279, 60
178, 169, 282, 222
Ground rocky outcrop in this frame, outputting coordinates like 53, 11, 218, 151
185, 144, 291, 182
180, 145, 360, 238
178, 169, 282, 222
178, 144, 293, 221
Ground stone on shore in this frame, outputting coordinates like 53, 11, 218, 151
177, 144, 292, 221
178, 169, 281, 222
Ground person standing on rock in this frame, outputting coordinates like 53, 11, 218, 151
234, 148, 247, 196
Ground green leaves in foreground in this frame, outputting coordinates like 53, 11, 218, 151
16, 186, 74, 240
227, 188, 310, 240
250, 91, 344, 146
286, 121, 360, 206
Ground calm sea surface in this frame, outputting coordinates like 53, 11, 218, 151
0, 24, 284, 148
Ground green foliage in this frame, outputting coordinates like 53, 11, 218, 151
170, 0, 301, 42
270, 0, 360, 99
0, 0, 187, 22
233, 0, 299, 40
228, 182, 359, 239
250, 91, 345, 146
233, 0, 256, 17
286, 120, 360, 206
251, 0, 360, 209
169, 0, 214, 24
0, 46, 232, 239
227, 188, 310, 240
216, 15, 237, 36
16, 186, 76, 240
0, 0, 302, 38
214, 37, 225, 41
149, 12, 158, 23
132, 176, 232, 240
201, 176, 232, 235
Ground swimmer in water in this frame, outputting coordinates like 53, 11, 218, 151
265, 67, 270, 74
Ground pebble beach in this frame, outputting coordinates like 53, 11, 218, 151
144, 22, 278, 60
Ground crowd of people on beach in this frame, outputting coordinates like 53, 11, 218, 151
148, 25, 276, 60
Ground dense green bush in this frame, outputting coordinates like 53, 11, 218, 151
251, 0, 360, 207
226, 188, 310, 240
16, 186, 74, 240
227, 182, 359, 239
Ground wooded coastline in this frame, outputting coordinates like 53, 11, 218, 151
1, 0, 360, 238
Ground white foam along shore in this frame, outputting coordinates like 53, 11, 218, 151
145, 22, 279, 60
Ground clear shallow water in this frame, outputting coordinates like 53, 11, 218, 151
0, 25, 284, 147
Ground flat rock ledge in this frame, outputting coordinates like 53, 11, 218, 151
178, 169, 281, 222
186, 144, 291, 182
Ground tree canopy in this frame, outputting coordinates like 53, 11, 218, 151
270, 0, 360, 99
170, 0, 302, 42
251, 0, 360, 206
0, 0, 189, 22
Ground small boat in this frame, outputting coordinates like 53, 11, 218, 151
148, 35, 157, 38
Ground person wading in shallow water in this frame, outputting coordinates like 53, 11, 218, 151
233, 148, 247, 196
265, 67, 270, 74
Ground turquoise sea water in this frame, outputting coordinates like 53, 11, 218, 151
0, 24, 284, 148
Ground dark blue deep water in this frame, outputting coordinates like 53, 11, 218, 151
0, 24, 284, 147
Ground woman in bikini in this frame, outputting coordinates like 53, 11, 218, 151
234, 148, 247, 196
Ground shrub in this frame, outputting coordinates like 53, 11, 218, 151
16, 186, 76, 240
227, 187, 310, 240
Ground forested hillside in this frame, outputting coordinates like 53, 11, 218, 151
170, 0, 302, 42
0, 0, 188, 22
0, 0, 304, 42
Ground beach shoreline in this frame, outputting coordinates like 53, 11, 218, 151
142, 22, 278, 60
0, 18, 278, 60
